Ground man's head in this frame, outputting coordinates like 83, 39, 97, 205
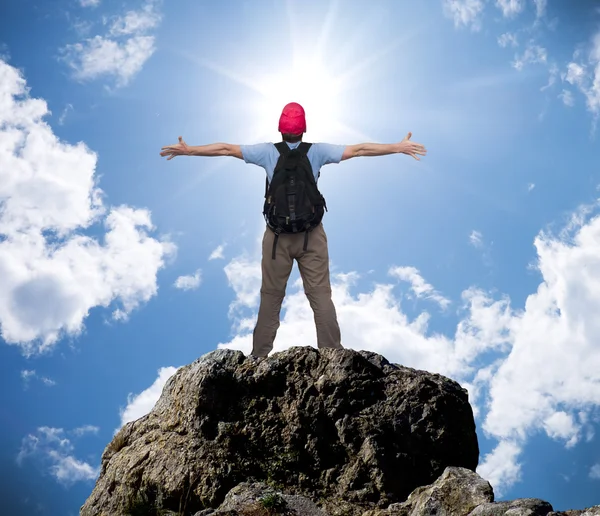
279, 102, 306, 142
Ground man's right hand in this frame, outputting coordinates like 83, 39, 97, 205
398, 132, 427, 160
160, 136, 191, 160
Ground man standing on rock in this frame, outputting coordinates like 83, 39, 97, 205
161, 102, 427, 359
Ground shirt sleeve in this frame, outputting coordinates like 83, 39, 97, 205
311, 143, 346, 168
240, 143, 273, 168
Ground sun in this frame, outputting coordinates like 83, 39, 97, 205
252, 55, 344, 140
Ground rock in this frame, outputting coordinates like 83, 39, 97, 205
80, 346, 479, 515
548, 507, 600, 516
469, 498, 553, 515
362, 466, 493, 516
206, 481, 328, 516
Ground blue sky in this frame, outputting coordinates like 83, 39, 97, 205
1, 0, 600, 514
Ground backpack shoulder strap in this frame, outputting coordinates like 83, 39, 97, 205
297, 142, 312, 155
265, 142, 290, 198
275, 141, 290, 156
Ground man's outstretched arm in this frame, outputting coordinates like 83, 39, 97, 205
161, 137, 243, 160
341, 132, 426, 161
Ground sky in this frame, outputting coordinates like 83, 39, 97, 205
1, 0, 600, 514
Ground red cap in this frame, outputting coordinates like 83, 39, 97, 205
278, 102, 306, 135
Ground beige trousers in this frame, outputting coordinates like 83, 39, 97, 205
251, 223, 343, 357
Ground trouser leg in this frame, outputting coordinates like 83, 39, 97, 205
251, 227, 294, 357
296, 224, 343, 350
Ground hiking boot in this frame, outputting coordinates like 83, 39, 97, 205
248, 354, 266, 364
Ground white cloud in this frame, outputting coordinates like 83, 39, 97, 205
528, 183, 535, 192
498, 32, 518, 48
118, 366, 179, 430
49, 453, 99, 484
541, 63, 560, 92
218, 255, 511, 381
174, 269, 202, 291
469, 230, 483, 247
563, 33, 600, 120
209, 244, 226, 261
217, 198, 600, 494
21, 370, 56, 388
477, 440, 522, 496
72, 425, 99, 437
565, 62, 587, 87
109, 2, 161, 36
389, 266, 450, 309
79, 0, 101, 6
60, 0, 161, 87
17, 426, 99, 486
513, 42, 548, 71
60, 35, 156, 87
543, 412, 580, 448
58, 103, 73, 125
559, 90, 575, 107
0, 59, 175, 355
443, 0, 485, 31
481, 206, 600, 442
495, 0, 525, 17
21, 369, 36, 387
590, 464, 600, 479
224, 254, 262, 319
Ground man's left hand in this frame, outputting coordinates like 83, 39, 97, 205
398, 132, 427, 160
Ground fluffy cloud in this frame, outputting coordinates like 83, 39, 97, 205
209, 244, 226, 261
109, 2, 161, 36
512, 42, 547, 71
79, 0, 101, 7
0, 59, 175, 354
216, 199, 600, 495
477, 440, 522, 496
559, 89, 575, 107
174, 269, 202, 291
218, 256, 511, 381
564, 33, 600, 119
223, 254, 262, 323
389, 266, 450, 309
60, 35, 155, 87
17, 427, 99, 486
590, 464, 600, 480
542, 412, 580, 448
118, 366, 179, 430
443, 0, 485, 31
60, 0, 161, 87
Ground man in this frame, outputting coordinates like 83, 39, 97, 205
160, 102, 427, 360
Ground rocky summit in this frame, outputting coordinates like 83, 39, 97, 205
81, 346, 599, 516
81, 346, 478, 515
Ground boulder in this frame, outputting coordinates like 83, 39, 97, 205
363, 466, 493, 516
548, 507, 600, 516
469, 498, 553, 515
192, 481, 328, 516
80, 346, 479, 515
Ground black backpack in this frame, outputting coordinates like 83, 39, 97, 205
263, 142, 328, 259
